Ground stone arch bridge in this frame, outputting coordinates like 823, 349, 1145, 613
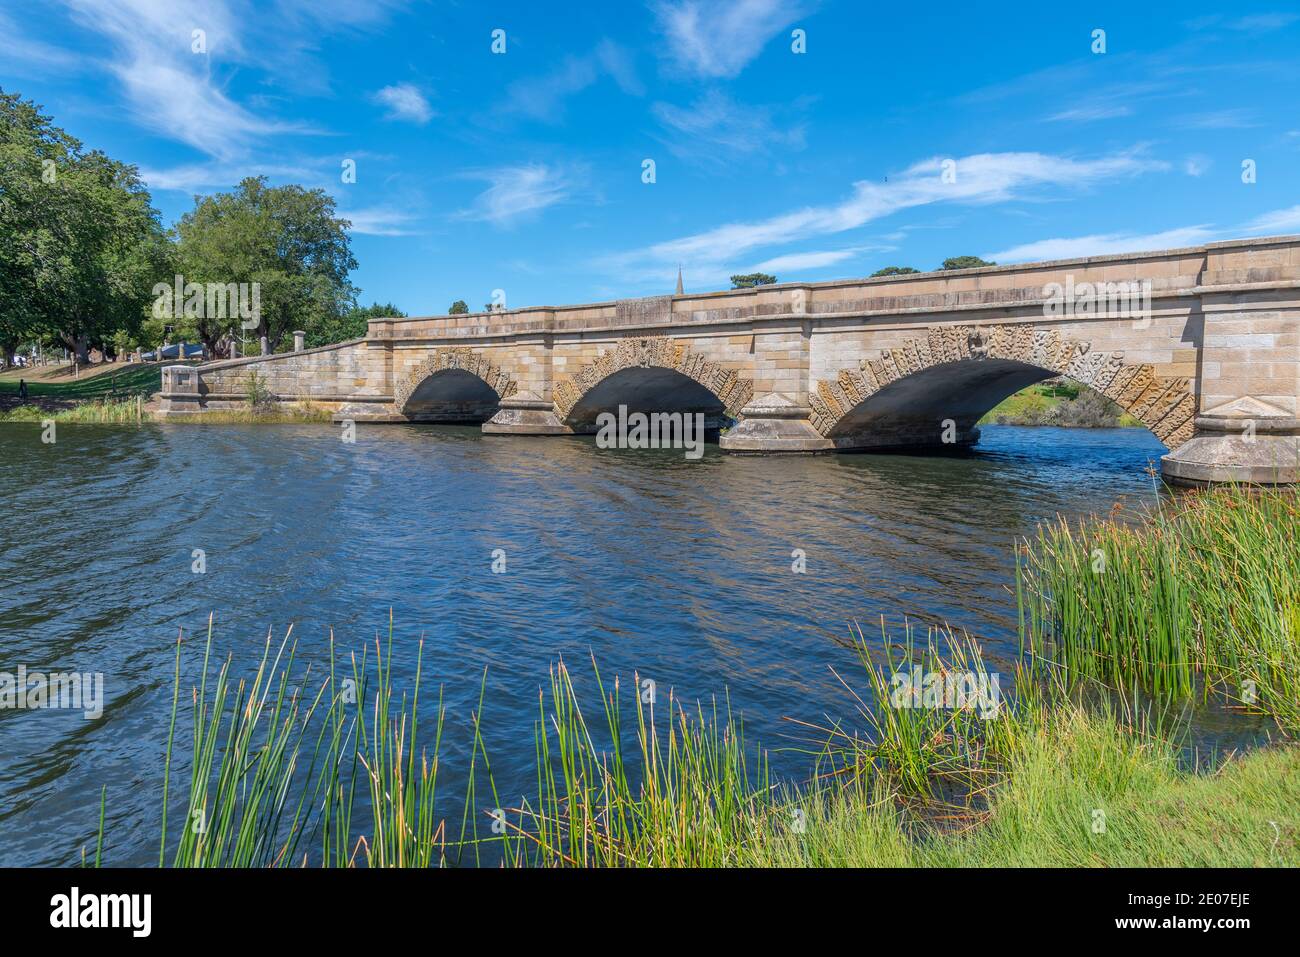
160, 235, 1300, 484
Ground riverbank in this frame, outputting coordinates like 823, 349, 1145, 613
101, 483, 1297, 868
981, 381, 1142, 427
0, 363, 165, 419
0, 397, 332, 423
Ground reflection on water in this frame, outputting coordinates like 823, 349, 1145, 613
0, 422, 1260, 864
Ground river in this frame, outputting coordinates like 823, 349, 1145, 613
0, 422, 1216, 864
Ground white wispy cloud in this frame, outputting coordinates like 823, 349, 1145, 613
651, 0, 815, 79
1183, 155, 1211, 176
753, 247, 877, 272
499, 39, 642, 122
1244, 205, 1300, 233
0, 9, 83, 71
137, 160, 320, 193
457, 163, 578, 227
1048, 105, 1133, 122
340, 206, 421, 236
985, 226, 1219, 263
374, 83, 433, 124
1187, 13, 1300, 33
612, 149, 1166, 272
1177, 109, 1259, 129
62, 0, 313, 160
651, 89, 805, 160
1230, 13, 1300, 31
986, 201, 1300, 264
275, 0, 412, 29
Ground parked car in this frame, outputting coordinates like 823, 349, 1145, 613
142, 343, 206, 361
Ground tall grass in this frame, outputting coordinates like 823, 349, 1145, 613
0, 398, 146, 423
165, 403, 333, 424
814, 621, 1020, 801
0, 400, 333, 424
513, 659, 771, 866
97, 488, 1299, 867
127, 610, 1294, 868
158, 614, 449, 867
1018, 485, 1300, 730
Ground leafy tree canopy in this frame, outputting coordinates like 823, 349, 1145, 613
448, 299, 469, 314
175, 176, 358, 355
0, 88, 170, 363
871, 265, 920, 277
305, 301, 406, 349
730, 272, 777, 288
940, 255, 996, 271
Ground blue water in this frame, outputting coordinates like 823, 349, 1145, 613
0, 423, 1191, 864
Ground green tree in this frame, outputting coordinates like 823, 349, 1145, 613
175, 176, 358, 355
871, 265, 920, 277
448, 299, 469, 314
940, 255, 996, 270
730, 272, 777, 288
305, 301, 406, 348
0, 88, 169, 364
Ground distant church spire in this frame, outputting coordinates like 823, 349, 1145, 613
675, 264, 684, 295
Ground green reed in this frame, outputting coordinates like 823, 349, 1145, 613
156, 613, 449, 867
0, 398, 145, 423
101, 484, 1299, 866
510, 658, 773, 867
1018, 485, 1300, 729
101, 605, 1296, 868
826, 620, 1016, 800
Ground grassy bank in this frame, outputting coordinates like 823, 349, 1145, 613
982, 381, 1142, 427
753, 707, 1298, 867
0, 363, 163, 401
95, 486, 1299, 867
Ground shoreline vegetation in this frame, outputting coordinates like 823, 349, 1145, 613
0, 398, 333, 424
979, 380, 1142, 428
94, 484, 1298, 867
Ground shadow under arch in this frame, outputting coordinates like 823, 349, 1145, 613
810, 324, 1196, 451
394, 349, 518, 422
561, 366, 729, 432
553, 336, 752, 433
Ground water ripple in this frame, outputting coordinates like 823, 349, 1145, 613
0, 421, 1172, 865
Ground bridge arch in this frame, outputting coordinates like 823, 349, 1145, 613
809, 324, 1196, 450
394, 348, 519, 422
553, 336, 753, 430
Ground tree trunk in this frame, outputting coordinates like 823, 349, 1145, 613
60, 332, 90, 364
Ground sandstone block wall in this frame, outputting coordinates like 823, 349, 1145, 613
162, 236, 1300, 438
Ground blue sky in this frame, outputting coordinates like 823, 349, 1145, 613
2, 1, 1299, 314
